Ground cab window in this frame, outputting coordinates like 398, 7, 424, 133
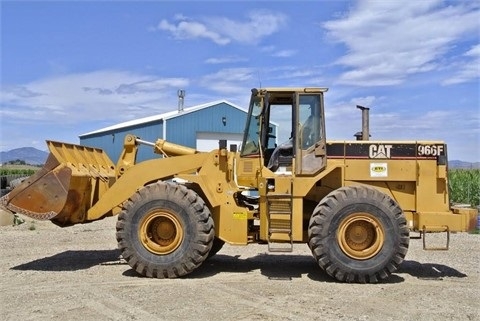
241, 97, 262, 156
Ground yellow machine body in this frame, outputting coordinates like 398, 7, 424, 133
0, 87, 476, 283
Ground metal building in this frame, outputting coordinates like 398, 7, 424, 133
79, 100, 274, 163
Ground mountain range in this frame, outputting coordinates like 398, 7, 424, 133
0, 147, 49, 165
0, 147, 478, 169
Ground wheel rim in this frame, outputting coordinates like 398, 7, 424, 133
139, 210, 184, 255
337, 212, 384, 260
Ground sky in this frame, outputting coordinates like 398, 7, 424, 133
1, 0, 479, 162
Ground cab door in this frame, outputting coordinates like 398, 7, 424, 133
294, 93, 327, 175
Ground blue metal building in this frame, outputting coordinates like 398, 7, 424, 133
79, 100, 276, 163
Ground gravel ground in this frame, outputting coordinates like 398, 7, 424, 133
0, 215, 479, 321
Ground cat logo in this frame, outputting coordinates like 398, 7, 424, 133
369, 144, 393, 159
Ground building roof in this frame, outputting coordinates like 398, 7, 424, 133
79, 100, 246, 137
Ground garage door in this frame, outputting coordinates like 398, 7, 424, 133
196, 132, 243, 152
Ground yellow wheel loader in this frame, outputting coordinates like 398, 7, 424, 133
1, 88, 477, 283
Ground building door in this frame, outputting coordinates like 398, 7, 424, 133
196, 132, 243, 152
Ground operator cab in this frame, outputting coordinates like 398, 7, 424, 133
240, 88, 327, 176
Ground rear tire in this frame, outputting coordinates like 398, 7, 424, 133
116, 182, 214, 278
308, 186, 409, 283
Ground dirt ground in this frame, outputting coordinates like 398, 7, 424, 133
0, 215, 479, 321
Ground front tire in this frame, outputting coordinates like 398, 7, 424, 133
308, 186, 409, 283
207, 237, 225, 258
116, 182, 214, 278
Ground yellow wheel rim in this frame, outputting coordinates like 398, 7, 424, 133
139, 210, 183, 255
337, 212, 384, 260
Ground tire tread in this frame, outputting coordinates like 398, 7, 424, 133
308, 185, 410, 283
116, 182, 214, 279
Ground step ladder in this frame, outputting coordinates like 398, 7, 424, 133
266, 193, 293, 252
422, 225, 450, 250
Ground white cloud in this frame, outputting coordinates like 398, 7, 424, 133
158, 19, 230, 45
156, 10, 287, 45
115, 78, 187, 94
0, 70, 190, 125
442, 44, 480, 85
208, 11, 287, 45
325, 95, 380, 121
325, 97, 480, 156
465, 44, 480, 57
199, 68, 256, 94
323, 0, 480, 86
260, 45, 276, 53
272, 50, 297, 58
261, 46, 298, 58
204, 56, 248, 64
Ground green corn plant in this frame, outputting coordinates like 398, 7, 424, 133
448, 169, 480, 207
0, 169, 36, 175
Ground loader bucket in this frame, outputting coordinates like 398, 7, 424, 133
0, 141, 116, 226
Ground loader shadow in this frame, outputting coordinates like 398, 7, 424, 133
11, 249, 123, 272
120, 253, 336, 281
188, 255, 466, 283
396, 260, 467, 280
186, 253, 408, 283
11, 250, 467, 283
189, 253, 332, 281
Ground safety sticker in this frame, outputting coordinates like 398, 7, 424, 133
233, 212, 247, 220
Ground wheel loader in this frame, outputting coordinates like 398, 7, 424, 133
1, 87, 477, 283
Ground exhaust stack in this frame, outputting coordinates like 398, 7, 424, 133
356, 105, 370, 141
178, 89, 185, 113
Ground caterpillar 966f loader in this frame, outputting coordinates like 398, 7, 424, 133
1, 87, 477, 283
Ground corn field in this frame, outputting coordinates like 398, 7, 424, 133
449, 169, 480, 207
